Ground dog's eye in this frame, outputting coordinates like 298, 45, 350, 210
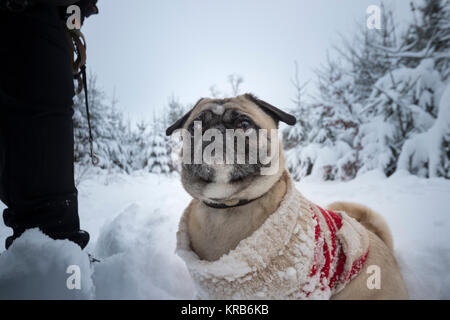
236, 119, 251, 130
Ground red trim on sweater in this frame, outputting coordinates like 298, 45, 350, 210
306, 206, 369, 295
327, 209, 343, 229
320, 241, 331, 282
329, 248, 346, 289
309, 207, 322, 277
318, 206, 338, 258
318, 206, 339, 286
343, 249, 370, 282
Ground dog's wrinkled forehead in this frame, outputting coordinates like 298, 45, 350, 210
165, 94, 296, 136
184, 96, 277, 130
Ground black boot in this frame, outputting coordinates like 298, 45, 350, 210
3, 195, 90, 250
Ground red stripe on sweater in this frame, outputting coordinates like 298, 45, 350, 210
320, 241, 331, 282
302, 207, 368, 296
343, 249, 370, 282
327, 210, 342, 229
318, 206, 338, 258
328, 246, 346, 289
309, 207, 322, 277
316, 208, 332, 283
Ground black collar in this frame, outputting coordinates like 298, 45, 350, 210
203, 194, 264, 209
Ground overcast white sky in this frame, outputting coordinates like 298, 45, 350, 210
82, 0, 414, 122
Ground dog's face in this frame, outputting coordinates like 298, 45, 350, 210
166, 94, 296, 204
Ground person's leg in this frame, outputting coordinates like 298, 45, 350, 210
0, 5, 89, 249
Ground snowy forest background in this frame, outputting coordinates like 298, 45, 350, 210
73, 0, 449, 182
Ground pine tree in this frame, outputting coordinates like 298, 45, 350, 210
357, 59, 442, 176
285, 55, 365, 180
282, 62, 311, 150
358, 0, 449, 177
311, 57, 363, 180
146, 118, 172, 174
166, 95, 185, 127
337, 4, 397, 101
396, 79, 450, 178
399, 0, 450, 72
73, 73, 115, 170
284, 1, 449, 180
106, 97, 130, 172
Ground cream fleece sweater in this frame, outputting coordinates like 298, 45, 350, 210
176, 173, 370, 300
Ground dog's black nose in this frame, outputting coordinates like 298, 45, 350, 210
184, 164, 216, 183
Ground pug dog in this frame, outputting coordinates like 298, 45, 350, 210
166, 94, 407, 300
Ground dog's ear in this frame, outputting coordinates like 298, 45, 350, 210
244, 93, 296, 126
166, 98, 205, 136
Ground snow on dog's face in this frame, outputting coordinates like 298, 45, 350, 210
166, 94, 296, 204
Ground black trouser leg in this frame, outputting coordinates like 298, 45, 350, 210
0, 5, 89, 249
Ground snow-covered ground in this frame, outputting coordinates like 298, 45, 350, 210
0, 170, 449, 299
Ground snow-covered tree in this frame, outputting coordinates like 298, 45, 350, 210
285, 55, 364, 180
397, 83, 450, 178
338, 4, 398, 100
106, 100, 131, 172
357, 58, 445, 176
73, 73, 117, 170
73, 72, 178, 175
398, 0, 450, 73
284, 0, 449, 181
166, 95, 185, 127
282, 62, 311, 150
357, 0, 449, 177
146, 118, 172, 174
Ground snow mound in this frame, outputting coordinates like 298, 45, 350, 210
0, 229, 94, 299
0, 203, 195, 300
92, 203, 195, 299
